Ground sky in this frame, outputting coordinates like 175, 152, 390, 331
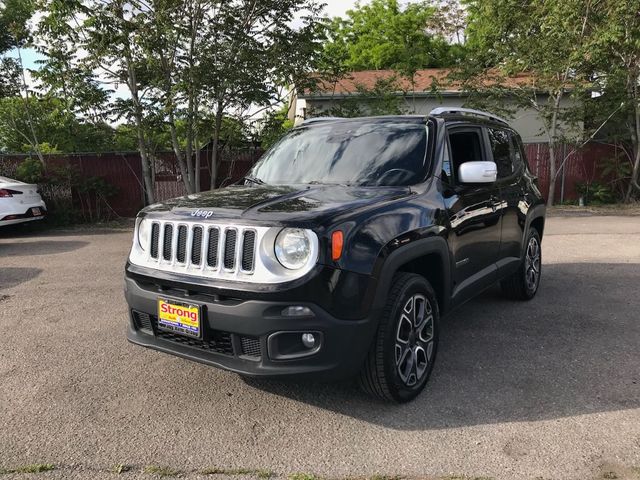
14, 0, 359, 71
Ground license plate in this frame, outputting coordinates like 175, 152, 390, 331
31, 207, 42, 216
157, 298, 201, 338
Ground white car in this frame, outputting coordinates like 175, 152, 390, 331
0, 176, 47, 226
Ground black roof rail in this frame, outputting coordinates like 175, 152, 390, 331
429, 107, 508, 125
301, 116, 343, 125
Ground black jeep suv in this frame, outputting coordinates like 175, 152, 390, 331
125, 108, 545, 402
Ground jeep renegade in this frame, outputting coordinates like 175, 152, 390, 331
125, 108, 546, 402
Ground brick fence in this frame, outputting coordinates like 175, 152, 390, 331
0, 142, 616, 218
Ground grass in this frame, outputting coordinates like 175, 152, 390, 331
201, 467, 275, 478
288, 474, 323, 480
0, 464, 55, 474
143, 465, 179, 477
440, 476, 494, 480
112, 464, 132, 474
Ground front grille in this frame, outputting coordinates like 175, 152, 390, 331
240, 336, 261, 359
191, 226, 203, 265
162, 224, 173, 260
176, 225, 187, 263
146, 221, 256, 275
242, 231, 256, 271
131, 310, 262, 361
155, 329, 234, 356
132, 310, 153, 333
133, 310, 235, 356
150, 223, 160, 258
207, 227, 220, 267
224, 229, 237, 270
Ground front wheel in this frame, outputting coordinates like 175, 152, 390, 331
358, 273, 439, 402
501, 228, 542, 300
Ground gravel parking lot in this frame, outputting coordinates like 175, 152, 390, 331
1, 216, 639, 480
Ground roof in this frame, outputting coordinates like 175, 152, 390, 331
300, 68, 538, 98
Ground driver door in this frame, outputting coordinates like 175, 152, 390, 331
442, 126, 502, 306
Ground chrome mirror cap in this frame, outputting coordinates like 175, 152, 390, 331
458, 161, 498, 183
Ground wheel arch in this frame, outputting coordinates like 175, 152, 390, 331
373, 236, 452, 317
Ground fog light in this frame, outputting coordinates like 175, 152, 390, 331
281, 305, 313, 317
301, 333, 316, 349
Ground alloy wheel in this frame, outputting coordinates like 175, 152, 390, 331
525, 236, 541, 292
395, 294, 435, 387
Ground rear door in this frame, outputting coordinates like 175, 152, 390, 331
442, 126, 502, 305
486, 128, 526, 275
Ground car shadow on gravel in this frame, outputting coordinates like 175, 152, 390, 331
0, 239, 89, 257
243, 262, 640, 430
0, 267, 42, 290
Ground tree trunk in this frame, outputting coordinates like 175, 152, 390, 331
167, 113, 195, 194
547, 141, 557, 207
546, 92, 563, 207
126, 69, 154, 204
624, 82, 640, 202
210, 106, 224, 190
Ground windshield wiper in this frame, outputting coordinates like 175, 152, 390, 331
306, 181, 351, 186
242, 175, 265, 186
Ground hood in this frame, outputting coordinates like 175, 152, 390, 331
142, 184, 413, 226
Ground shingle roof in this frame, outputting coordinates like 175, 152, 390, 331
300, 68, 538, 97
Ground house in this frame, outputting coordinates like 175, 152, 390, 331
292, 69, 582, 144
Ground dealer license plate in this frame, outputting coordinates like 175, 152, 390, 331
157, 298, 201, 338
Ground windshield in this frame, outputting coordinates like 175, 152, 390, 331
250, 119, 429, 186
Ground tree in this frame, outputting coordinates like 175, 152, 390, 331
463, 0, 595, 206
34, 0, 111, 131
69, 0, 325, 201
258, 104, 294, 149
322, 0, 461, 74
0, 96, 116, 153
588, 0, 640, 202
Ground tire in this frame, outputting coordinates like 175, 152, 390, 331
500, 228, 542, 300
358, 272, 439, 403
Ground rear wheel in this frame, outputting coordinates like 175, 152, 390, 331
501, 228, 542, 300
358, 273, 439, 402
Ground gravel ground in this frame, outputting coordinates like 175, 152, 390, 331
0, 216, 639, 480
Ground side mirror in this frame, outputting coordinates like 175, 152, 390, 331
458, 161, 497, 184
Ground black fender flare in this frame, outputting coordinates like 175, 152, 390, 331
371, 236, 452, 317
521, 204, 546, 256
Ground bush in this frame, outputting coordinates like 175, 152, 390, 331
576, 181, 616, 204
15, 157, 44, 184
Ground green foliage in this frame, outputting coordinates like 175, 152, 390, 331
0, 0, 34, 52
0, 96, 117, 153
311, 76, 407, 118
321, 0, 463, 77
259, 105, 294, 149
14, 156, 43, 183
576, 181, 615, 205
0, 57, 20, 98
599, 152, 634, 202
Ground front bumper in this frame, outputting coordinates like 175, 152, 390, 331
124, 275, 377, 379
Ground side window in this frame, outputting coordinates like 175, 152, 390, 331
488, 128, 513, 179
448, 129, 485, 182
510, 132, 527, 171
441, 142, 452, 183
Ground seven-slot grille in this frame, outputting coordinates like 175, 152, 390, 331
148, 221, 256, 273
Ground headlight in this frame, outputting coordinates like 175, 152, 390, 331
274, 228, 311, 270
137, 218, 152, 251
